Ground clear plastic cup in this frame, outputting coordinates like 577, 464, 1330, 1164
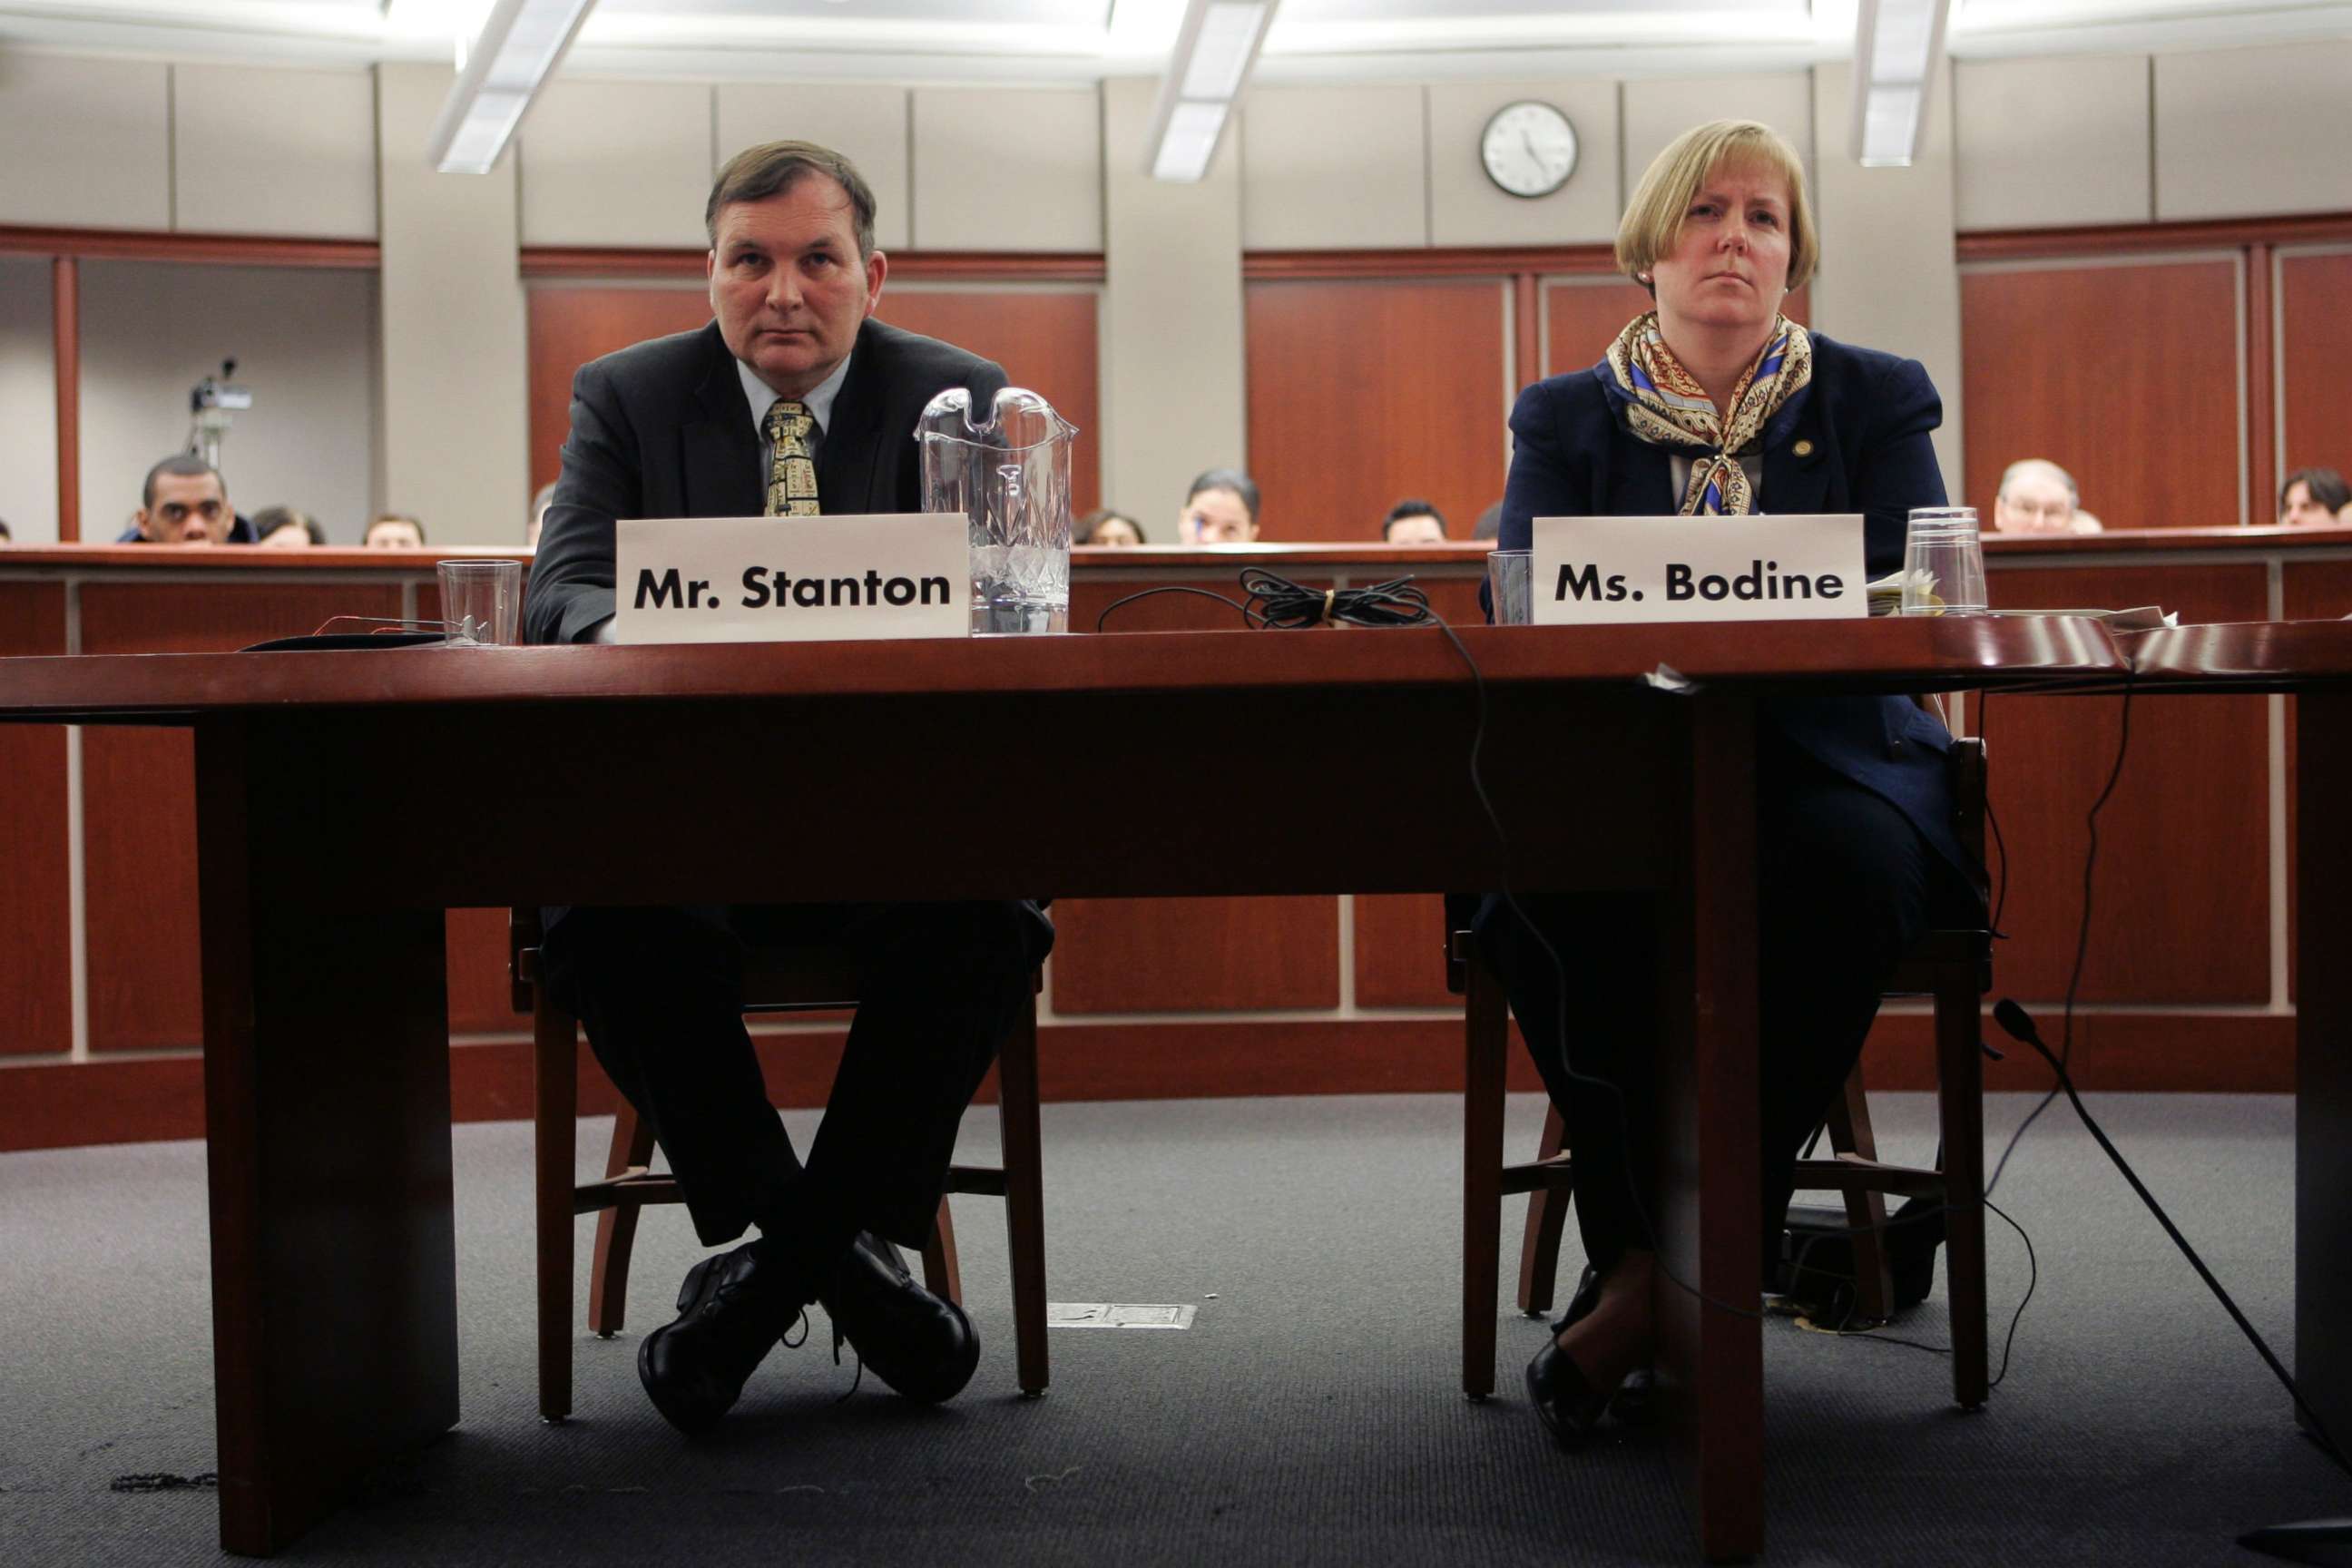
1900, 508, 1988, 617
1487, 549, 1534, 625
437, 560, 523, 646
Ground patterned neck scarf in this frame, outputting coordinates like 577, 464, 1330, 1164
1604, 311, 1812, 515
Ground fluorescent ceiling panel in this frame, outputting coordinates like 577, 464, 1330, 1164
1850, 0, 1949, 166
1143, 0, 1272, 182
425, 0, 597, 172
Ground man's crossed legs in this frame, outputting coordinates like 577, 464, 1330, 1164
540, 899, 1047, 1433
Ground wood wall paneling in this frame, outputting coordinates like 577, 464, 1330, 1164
2278, 250, 2352, 494
54, 256, 79, 543
872, 289, 1102, 513
1971, 562, 2271, 1004
1540, 282, 1809, 383
524, 287, 712, 492
1048, 897, 1340, 1014
78, 582, 402, 1052
1353, 894, 1455, 1007
1058, 569, 1342, 1014
445, 906, 518, 1035
0, 583, 73, 1055
1245, 279, 1509, 543
1960, 260, 2242, 527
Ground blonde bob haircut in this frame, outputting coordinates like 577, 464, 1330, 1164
1615, 120, 1818, 295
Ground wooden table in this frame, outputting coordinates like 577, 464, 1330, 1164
0, 617, 2123, 1560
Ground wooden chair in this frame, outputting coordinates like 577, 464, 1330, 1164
511, 909, 1050, 1421
1454, 737, 1992, 1411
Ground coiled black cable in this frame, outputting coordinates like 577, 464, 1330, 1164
1093, 569, 1437, 632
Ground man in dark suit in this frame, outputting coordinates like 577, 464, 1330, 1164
525, 141, 1050, 1436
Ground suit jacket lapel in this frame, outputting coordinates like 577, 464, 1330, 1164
817, 321, 886, 514
683, 325, 763, 519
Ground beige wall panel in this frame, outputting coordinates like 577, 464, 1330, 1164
1100, 75, 1246, 529
377, 63, 529, 545
1809, 62, 1964, 490
1428, 81, 1619, 247
0, 54, 169, 230
911, 87, 1101, 250
521, 80, 712, 248
2155, 43, 2352, 220
1240, 84, 1426, 250
717, 83, 910, 250
1622, 73, 1813, 199
174, 64, 377, 239
1955, 54, 2149, 230
0, 259, 58, 544
78, 261, 377, 540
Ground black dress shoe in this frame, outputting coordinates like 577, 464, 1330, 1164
1555, 1266, 1656, 1428
638, 1241, 801, 1435
818, 1232, 979, 1405
1525, 1338, 1615, 1449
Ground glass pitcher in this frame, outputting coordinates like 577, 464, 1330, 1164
917, 386, 1079, 635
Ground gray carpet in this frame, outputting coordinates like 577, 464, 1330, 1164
0, 1091, 2340, 1565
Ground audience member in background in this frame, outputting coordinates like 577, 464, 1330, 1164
1075, 507, 1145, 546
363, 513, 426, 549
253, 507, 328, 549
529, 481, 556, 548
2281, 467, 2350, 527
1472, 501, 1504, 543
1991, 459, 2101, 535
1381, 498, 1448, 544
122, 456, 252, 544
1179, 468, 1260, 544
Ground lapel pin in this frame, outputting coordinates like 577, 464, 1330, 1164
1792, 439, 1816, 457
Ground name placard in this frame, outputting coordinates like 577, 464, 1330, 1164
614, 514, 967, 645
1530, 514, 1867, 626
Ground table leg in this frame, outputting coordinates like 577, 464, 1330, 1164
1655, 696, 1765, 1563
196, 719, 458, 1556
2297, 691, 2352, 1445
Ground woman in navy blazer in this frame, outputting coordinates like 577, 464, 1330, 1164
1482, 120, 1984, 1449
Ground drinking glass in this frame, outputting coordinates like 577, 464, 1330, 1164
1487, 549, 1534, 625
1900, 508, 1988, 617
437, 560, 523, 646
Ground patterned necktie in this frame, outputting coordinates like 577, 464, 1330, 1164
762, 399, 820, 516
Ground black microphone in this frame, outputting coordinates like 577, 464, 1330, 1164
1992, 997, 2040, 1048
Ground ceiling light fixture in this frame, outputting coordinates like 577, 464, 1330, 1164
1144, 0, 1277, 182
425, 0, 599, 174
1849, 0, 1952, 168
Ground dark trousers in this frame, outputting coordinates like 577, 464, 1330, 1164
1477, 738, 1972, 1281
538, 900, 1044, 1280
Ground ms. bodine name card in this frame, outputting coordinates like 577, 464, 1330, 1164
1530, 514, 1867, 626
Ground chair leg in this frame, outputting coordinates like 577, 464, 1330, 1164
587, 1105, 657, 1338
1938, 978, 1990, 1409
1515, 1104, 1571, 1315
1463, 954, 1511, 1400
533, 995, 579, 1423
1824, 1073, 1896, 1321
921, 1198, 964, 1304
996, 989, 1050, 1398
